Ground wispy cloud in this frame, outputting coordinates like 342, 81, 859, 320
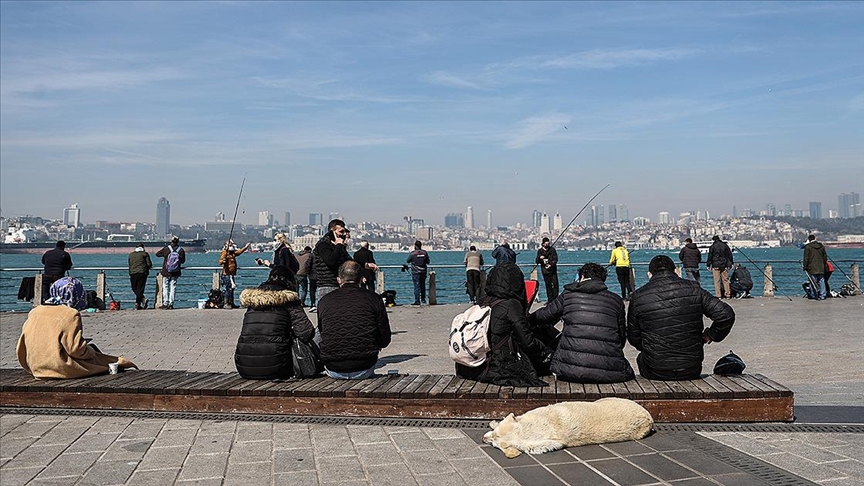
251, 76, 423, 104
541, 47, 700, 69
425, 71, 484, 90
505, 112, 571, 149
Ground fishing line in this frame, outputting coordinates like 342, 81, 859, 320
228, 174, 247, 244
732, 245, 793, 301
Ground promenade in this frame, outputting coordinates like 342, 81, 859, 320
1, 297, 863, 485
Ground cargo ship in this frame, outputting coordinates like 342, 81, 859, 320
1, 231, 207, 254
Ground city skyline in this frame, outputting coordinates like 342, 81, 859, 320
1, 2, 863, 225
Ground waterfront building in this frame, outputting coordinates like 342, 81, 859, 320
809, 202, 822, 219
444, 213, 464, 228
540, 213, 550, 234
838, 192, 861, 219
553, 212, 562, 232
466, 206, 474, 229
205, 220, 233, 232
619, 204, 629, 223
258, 211, 272, 227
284, 211, 291, 226
63, 203, 81, 228
309, 213, 323, 226
156, 197, 170, 236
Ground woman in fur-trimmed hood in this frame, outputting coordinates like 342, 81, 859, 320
234, 266, 315, 380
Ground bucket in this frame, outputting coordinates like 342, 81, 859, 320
197, 298, 207, 309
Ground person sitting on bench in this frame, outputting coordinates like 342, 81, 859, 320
17, 284, 137, 379
627, 255, 735, 381
729, 264, 753, 299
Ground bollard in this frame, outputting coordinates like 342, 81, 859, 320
33, 273, 43, 308
155, 274, 164, 308
429, 271, 437, 305
852, 263, 862, 295
530, 268, 538, 281
376, 269, 385, 294
212, 272, 220, 290
96, 272, 107, 310
763, 264, 775, 297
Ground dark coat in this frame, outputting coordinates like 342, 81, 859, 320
491, 244, 516, 266
295, 250, 313, 277
803, 241, 828, 275
41, 247, 72, 277
317, 285, 391, 372
353, 247, 376, 283
730, 267, 753, 290
313, 233, 351, 288
128, 250, 153, 276
706, 240, 733, 269
235, 284, 315, 380
678, 243, 702, 269
535, 246, 558, 275
406, 249, 429, 275
530, 279, 634, 383
627, 270, 735, 375
456, 263, 547, 386
156, 245, 186, 277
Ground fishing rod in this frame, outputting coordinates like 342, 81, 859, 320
732, 245, 793, 301
826, 255, 862, 294
227, 175, 247, 245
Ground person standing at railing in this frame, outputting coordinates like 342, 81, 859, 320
219, 240, 250, 309
128, 244, 153, 310
406, 240, 430, 306
609, 241, 631, 300
353, 240, 379, 292
41, 240, 72, 304
803, 234, 829, 300
295, 246, 313, 307
678, 238, 702, 284
464, 245, 485, 304
156, 237, 185, 310
706, 235, 733, 299
535, 237, 559, 302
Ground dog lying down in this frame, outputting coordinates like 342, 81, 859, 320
483, 398, 654, 458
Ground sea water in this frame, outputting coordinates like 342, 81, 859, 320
1, 248, 861, 311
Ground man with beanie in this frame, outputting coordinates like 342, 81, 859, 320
535, 237, 559, 301
41, 241, 73, 304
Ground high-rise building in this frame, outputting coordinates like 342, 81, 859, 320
466, 206, 474, 229
328, 212, 341, 222
156, 197, 170, 236
540, 213, 550, 234
838, 193, 861, 219
444, 213, 464, 228
619, 204, 629, 223
809, 202, 822, 219
309, 213, 323, 226
63, 203, 80, 228
532, 210, 542, 228
597, 205, 605, 226
732, 205, 738, 218
740, 208, 753, 218
553, 212, 563, 232
589, 206, 599, 227
783, 204, 792, 217
416, 227, 434, 241
658, 211, 672, 225
258, 211, 272, 227
486, 210, 492, 229
283, 211, 291, 227
766, 204, 776, 217
608, 205, 617, 223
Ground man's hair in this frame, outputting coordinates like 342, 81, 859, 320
304, 246, 312, 251
712, 235, 720, 241
542, 237, 550, 244
808, 234, 816, 241
685, 238, 693, 243
361, 240, 369, 248
469, 245, 476, 251
578, 263, 607, 282
648, 255, 676, 274
338, 260, 362, 284
56, 240, 66, 248
328, 219, 346, 231
414, 240, 422, 249
614, 241, 623, 247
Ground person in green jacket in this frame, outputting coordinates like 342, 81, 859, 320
128, 244, 153, 310
803, 234, 829, 300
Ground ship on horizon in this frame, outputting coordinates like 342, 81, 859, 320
2, 228, 206, 254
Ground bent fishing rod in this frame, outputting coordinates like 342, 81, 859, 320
227, 175, 247, 245
732, 245, 792, 301
826, 255, 862, 294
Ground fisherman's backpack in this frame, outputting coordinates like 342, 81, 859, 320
839, 283, 857, 297
448, 299, 502, 367
205, 289, 224, 309
166, 248, 182, 273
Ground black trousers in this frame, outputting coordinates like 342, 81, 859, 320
541, 271, 559, 301
616, 267, 631, 299
41, 275, 62, 304
130, 273, 148, 307
636, 353, 701, 381
466, 270, 482, 303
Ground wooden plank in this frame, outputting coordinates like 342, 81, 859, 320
711, 375, 749, 399
664, 380, 692, 399
498, 386, 514, 399
454, 378, 477, 399
752, 374, 794, 397
583, 384, 601, 400
512, 386, 529, 400
356, 376, 394, 398
609, 382, 631, 398
133, 370, 190, 394
469, 381, 489, 399
701, 375, 736, 399
596, 382, 615, 398
409, 375, 440, 399
313, 377, 348, 398
183, 373, 236, 396
622, 379, 644, 398
685, 379, 715, 399
370, 375, 405, 399
526, 378, 549, 400
385, 375, 417, 399
481, 383, 501, 399
164, 373, 214, 395
92, 370, 159, 394
724, 375, 764, 398
647, 380, 677, 399
633, 378, 660, 400
398, 375, 431, 399
551, 377, 570, 400
426, 376, 454, 398
343, 378, 373, 398
439, 377, 466, 399
566, 382, 586, 400
738, 374, 780, 398
327, 377, 361, 398
293, 376, 335, 397
208, 374, 249, 396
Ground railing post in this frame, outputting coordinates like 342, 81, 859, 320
33, 273, 42, 307
376, 269, 385, 294
428, 271, 437, 305
529, 268, 538, 281
763, 264, 775, 297
852, 263, 862, 295
96, 271, 107, 309
212, 272, 220, 290
155, 274, 164, 308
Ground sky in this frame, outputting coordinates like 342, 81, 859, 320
1, 1, 863, 227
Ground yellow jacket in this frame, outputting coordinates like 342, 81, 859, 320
609, 247, 630, 267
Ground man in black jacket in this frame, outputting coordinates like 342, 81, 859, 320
706, 235, 734, 298
317, 261, 391, 380
353, 240, 378, 292
313, 219, 352, 303
535, 237, 559, 301
678, 238, 702, 284
627, 255, 735, 381
41, 240, 73, 304
730, 264, 753, 299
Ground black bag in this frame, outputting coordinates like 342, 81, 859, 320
291, 338, 324, 378
381, 290, 397, 307
205, 289, 224, 309
713, 350, 746, 375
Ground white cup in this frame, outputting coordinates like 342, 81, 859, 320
108, 362, 119, 375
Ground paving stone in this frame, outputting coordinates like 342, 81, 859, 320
824, 458, 864, 478
77, 459, 138, 486
31, 426, 88, 447
197, 420, 237, 436
316, 455, 366, 483
639, 433, 691, 452
461, 428, 487, 445
796, 433, 852, 448
483, 446, 539, 468
2, 444, 67, 469
403, 449, 456, 476
415, 471, 471, 486
448, 456, 520, 486
235, 422, 272, 442
565, 444, 617, 461
34, 451, 101, 480
273, 470, 319, 485
532, 449, 577, 465
600, 440, 656, 457
2, 420, 60, 440
0, 436, 36, 460
809, 478, 864, 486
273, 447, 316, 473
0, 466, 43, 486
756, 452, 846, 483
312, 427, 357, 457
126, 468, 181, 486
88, 416, 134, 435
273, 427, 312, 449
175, 478, 224, 486
767, 438, 851, 463
119, 419, 167, 440
708, 472, 769, 486
151, 426, 198, 447
431, 435, 486, 460
176, 452, 229, 481
627, 452, 699, 481
137, 445, 191, 470
165, 418, 204, 430
365, 463, 419, 486
0, 415, 33, 436
588, 457, 661, 485
663, 450, 741, 476
28, 476, 82, 485
347, 425, 391, 445
503, 465, 565, 486
223, 461, 273, 485
423, 428, 466, 440
189, 433, 233, 455
228, 439, 272, 464
101, 438, 154, 462
356, 443, 404, 466
702, 433, 783, 456
65, 432, 120, 453
667, 478, 717, 485
546, 461, 617, 486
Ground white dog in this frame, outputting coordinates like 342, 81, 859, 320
483, 398, 654, 458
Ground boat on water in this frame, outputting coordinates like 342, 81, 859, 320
0, 232, 207, 254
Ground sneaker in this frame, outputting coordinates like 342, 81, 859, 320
167, 304, 174, 310
309, 306, 317, 313
143, 298, 149, 309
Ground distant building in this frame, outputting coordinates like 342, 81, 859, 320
416, 227, 433, 241
466, 206, 474, 229
258, 211, 272, 227
657, 211, 672, 225
619, 204, 629, 223
444, 213, 464, 228
205, 221, 234, 232
809, 202, 822, 219
597, 205, 604, 226
608, 204, 617, 223
309, 213, 323, 226
766, 204, 776, 217
156, 197, 170, 236
329, 212, 342, 222
838, 193, 861, 219
284, 211, 291, 227
740, 208, 753, 218
215, 212, 226, 222
487, 210, 492, 230
633, 216, 649, 226
553, 212, 563, 232
63, 203, 80, 228
532, 210, 542, 228
540, 213, 550, 234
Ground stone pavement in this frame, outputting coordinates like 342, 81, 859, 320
1, 297, 863, 485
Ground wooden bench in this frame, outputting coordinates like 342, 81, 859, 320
0, 369, 793, 423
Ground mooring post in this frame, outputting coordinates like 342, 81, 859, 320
155, 274, 164, 308
763, 264, 775, 297
429, 271, 437, 305
33, 273, 43, 308
852, 263, 861, 295
96, 271, 107, 309
376, 269, 385, 294
212, 272, 220, 290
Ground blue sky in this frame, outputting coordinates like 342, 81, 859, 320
1, 1, 862, 226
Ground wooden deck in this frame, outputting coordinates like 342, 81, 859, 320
0, 369, 794, 422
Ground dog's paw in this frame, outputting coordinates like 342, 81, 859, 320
503, 447, 522, 458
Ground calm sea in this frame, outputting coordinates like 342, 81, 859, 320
1, 248, 862, 312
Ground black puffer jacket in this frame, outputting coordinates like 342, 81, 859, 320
317, 285, 391, 372
456, 263, 547, 386
678, 243, 702, 269
530, 279, 634, 383
234, 284, 315, 380
313, 233, 351, 288
627, 270, 735, 374
706, 240, 733, 269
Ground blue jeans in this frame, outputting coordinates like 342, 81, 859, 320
297, 275, 309, 305
411, 273, 427, 304
221, 275, 235, 305
162, 276, 178, 306
684, 267, 700, 284
325, 367, 375, 380
806, 273, 826, 300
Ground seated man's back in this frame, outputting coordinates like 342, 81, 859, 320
627, 255, 735, 381
317, 260, 391, 379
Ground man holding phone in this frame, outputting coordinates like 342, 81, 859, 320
313, 219, 354, 302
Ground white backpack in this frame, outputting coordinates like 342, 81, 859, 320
448, 300, 502, 367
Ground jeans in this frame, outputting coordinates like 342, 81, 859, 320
466, 270, 482, 303
316, 285, 337, 303
711, 268, 731, 298
684, 267, 701, 284
130, 273, 148, 308
162, 275, 178, 306
297, 275, 309, 305
221, 275, 235, 305
411, 273, 427, 304
806, 273, 826, 300
615, 267, 631, 299
325, 367, 375, 380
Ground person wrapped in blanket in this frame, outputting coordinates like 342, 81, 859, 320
16, 280, 137, 379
